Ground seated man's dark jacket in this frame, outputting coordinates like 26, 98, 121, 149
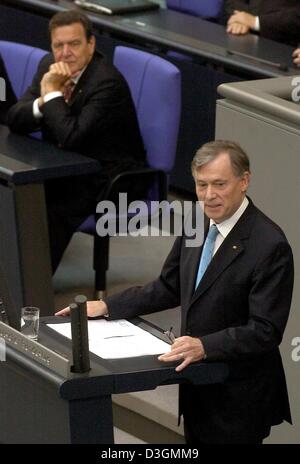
224, 0, 300, 46
105, 199, 294, 443
7, 51, 145, 174
0, 55, 17, 124
7, 51, 145, 271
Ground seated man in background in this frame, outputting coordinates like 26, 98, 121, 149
56, 140, 294, 444
0, 55, 16, 124
224, 0, 300, 46
7, 9, 145, 273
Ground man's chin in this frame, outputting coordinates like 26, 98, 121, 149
62, 62, 78, 74
205, 205, 222, 217
69, 67, 78, 75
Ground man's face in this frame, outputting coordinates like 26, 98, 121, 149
51, 22, 95, 76
194, 152, 250, 223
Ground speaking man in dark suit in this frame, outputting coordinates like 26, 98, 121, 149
224, 0, 300, 46
56, 140, 294, 444
0, 55, 16, 124
7, 10, 145, 272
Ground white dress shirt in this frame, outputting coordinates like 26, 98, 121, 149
210, 197, 249, 256
254, 16, 260, 31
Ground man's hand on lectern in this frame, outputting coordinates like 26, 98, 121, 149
55, 300, 108, 318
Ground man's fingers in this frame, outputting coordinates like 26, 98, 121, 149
55, 307, 70, 316
158, 350, 184, 362
49, 62, 72, 78
227, 14, 238, 26
175, 357, 192, 372
158, 351, 192, 372
227, 22, 248, 35
292, 48, 300, 65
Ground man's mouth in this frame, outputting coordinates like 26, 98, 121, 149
205, 204, 222, 209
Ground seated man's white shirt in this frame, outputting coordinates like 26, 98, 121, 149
254, 16, 260, 31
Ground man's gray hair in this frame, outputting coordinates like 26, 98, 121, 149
191, 140, 250, 177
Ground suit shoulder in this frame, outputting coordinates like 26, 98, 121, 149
91, 52, 122, 79
253, 207, 291, 249
86, 53, 132, 98
37, 53, 54, 73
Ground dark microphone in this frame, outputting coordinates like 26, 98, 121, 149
70, 295, 90, 373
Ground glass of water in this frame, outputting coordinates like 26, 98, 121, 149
21, 307, 40, 341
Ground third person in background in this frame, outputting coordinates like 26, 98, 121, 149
224, 0, 300, 46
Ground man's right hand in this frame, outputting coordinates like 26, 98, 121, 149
227, 21, 250, 35
40, 61, 72, 97
55, 300, 109, 318
292, 48, 300, 66
227, 10, 253, 35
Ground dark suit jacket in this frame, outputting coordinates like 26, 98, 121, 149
7, 51, 146, 271
7, 51, 145, 169
224, 0, 300, 46
0, 55, 17, 124
106, 199, 294, 443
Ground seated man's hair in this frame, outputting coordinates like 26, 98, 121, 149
49, 9, 94, 40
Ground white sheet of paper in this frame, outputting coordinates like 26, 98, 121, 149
47, 319, 171, 359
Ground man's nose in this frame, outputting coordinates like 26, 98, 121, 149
62, 44, 71, 57
205, 185, 217, 199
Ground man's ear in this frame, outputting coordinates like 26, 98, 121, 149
241, 171, 251, 192
88, 35, 96, 55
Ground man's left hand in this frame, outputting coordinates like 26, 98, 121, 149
158, 336, 206, 372
227, 10, 256, 33
227, 22, 250, 35
292, 48, 300, 66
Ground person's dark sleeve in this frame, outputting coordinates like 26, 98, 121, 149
259, 7, 300, 45
105, 235, 183, 320
7, 55, 49, 134
223, 0, 250, 22
201, 241, 294, 362
0, 55, 17, 125
39, 77, 127, 153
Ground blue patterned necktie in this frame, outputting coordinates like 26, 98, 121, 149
195, 224, 219, 289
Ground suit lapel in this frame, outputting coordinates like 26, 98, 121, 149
191, 237, 244, 303
68, 51, 103, 106
68, 77, 85, 107
189, 200, 257, 305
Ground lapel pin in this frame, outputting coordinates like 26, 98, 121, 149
233, 245, 238, 250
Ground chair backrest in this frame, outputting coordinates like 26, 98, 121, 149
166, 0, 223, 19
113, 46, 181, 173
0, 40, 47, 98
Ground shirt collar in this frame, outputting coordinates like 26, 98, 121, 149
71, 66, 87, 85
209, 197, 249, 239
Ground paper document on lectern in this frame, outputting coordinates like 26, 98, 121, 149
48, 319, 171, 359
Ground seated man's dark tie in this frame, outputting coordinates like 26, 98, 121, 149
63, 82, 75, 103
